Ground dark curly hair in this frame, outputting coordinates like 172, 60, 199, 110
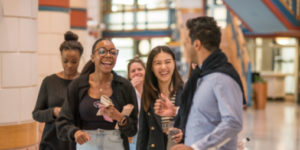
59, 31, 84, 55
186, 16, 221, 51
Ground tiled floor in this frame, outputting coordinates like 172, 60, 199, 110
239, 101, 300, 150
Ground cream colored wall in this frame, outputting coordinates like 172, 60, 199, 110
37, 11, 70, 82
0, 0, 90, 149
0, 0, 39, 149
0, 0, 38, 124
70, 0, 88, 71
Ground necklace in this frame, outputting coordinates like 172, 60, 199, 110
99, 83, 111, 92
92, 73, 113, 93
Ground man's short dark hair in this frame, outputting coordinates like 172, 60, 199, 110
186, 16, 221, 51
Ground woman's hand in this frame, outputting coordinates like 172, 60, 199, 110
169, 128, 183, 143
74, 130, 90, 145
103, 106, 123, 122
130, 76, 143, 88
154, 93, 177, 117
53, 107, 61, 117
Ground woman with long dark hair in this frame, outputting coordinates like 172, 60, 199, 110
56, 38, 138, 150
136, 46, 184, 150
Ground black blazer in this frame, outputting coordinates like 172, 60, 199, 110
136, 88, 182, 150
56, 72, 138, 150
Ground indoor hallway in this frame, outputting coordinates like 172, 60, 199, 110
240, 101, 300, 150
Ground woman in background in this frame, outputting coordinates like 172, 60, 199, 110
32, 31, 83, 150
127, 56, 146, 150
136, 46, 184, 150
56, 38, 138, 150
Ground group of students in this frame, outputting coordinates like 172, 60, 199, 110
32, 16, 244, 150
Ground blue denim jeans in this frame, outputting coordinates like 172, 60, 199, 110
76, 129, 124, 150
129, 134, 137, 150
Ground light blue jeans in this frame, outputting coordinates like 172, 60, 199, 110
76, 129, 124, 150
129, 134, 137, 150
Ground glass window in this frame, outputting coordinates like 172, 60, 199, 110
112, 38, 134, 74
106, 13, 123, 24
285, 75, 295, 94
112, 38, 133, 47
124, 12, 134, 23
137, 24, 146, 30
214, 0, 223, 5
206, 0, 214, 6
256, 38, 263, 45
137, 11, 146, 23
124, 24, 134, 30
147, 23, 168, 29
151, 37, 171, 48
274, 47, 295, 73
147, 10, 168, 23
107, 25, 123, 30
206, 1, 227, 29
255, 47, 262, 71
275, 37, 297, 45
213, 7, 226, 20
104, 0, 173, 31
112, 0, 134, 5
253, 37, 297, 95
147, 10, 169, 29
138, 0, 167, 9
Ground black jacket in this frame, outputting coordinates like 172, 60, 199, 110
136, 88, 182, 150
56, 72, 138, 150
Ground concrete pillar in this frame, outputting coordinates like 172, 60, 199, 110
0, 0, 39, 149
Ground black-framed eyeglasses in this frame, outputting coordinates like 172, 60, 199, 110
95, 47, 119, 56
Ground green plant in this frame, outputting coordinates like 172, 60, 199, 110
254, 75, 266, 83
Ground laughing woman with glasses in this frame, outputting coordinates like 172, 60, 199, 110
56, 38, 138, 150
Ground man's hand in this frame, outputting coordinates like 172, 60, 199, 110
154, 93, 177, 117
74, 130, 90, 145
171, 144, 193, 150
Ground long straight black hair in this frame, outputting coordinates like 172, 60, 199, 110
81, 38, 111, 75
142, 46, 183, 111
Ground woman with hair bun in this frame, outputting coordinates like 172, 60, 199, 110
32, 31, 84, 150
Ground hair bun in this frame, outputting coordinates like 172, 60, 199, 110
64, 31, 78, 41
133, 55, 140, 59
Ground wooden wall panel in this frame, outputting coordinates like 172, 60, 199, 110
0, 122, 38, 150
